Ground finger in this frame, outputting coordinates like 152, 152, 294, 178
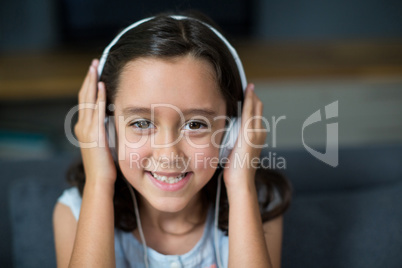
254, 98, 264, 131
238, 84, 255, 149
78, 68, 90, 103
242, 83, 255, 117
85, 65, 98, 104
78, 59, 98, 121
251, 89, 268, 145
241, 83, 255, 129
78, 66, 93, 121
96, 82, 106, 123
251, 85, 264, 129
83, 65, 98, 125
91, 58, 99, 68
94, 82, 107, 145
79, 59, 98, 103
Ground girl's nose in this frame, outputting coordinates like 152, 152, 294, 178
151, 127, 184, 160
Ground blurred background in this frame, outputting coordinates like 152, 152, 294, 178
1, 0, 402, 267
1, 0, 401, 159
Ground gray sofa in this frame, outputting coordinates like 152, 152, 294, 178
1, 145, 402, 268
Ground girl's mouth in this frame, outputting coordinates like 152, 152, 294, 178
146, 171, 192, 192
149, 171, 189, 184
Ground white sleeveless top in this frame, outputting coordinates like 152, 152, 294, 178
58, 186, 281, 268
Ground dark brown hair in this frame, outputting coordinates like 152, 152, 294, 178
67, 10, 291, 235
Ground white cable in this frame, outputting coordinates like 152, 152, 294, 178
214, 170, 223, 268
124, 179, 149, 268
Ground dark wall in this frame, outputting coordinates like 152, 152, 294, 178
0, 0, 59, 51
0, 0, 253, 52
1, 0, 402, 52
253, 0, 402, 40
59, 0, 252, 44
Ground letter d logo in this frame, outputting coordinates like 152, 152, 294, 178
302, 101, 338, 167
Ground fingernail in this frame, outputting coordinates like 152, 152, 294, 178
250, 84, 255, 91
91, 59, 97, 66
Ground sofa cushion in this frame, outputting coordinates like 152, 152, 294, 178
3, 154, 77, 268
8, 176, 67, 268
261, 145, 402, 193
282, 180, 402, 268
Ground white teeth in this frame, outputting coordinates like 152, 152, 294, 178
150, 172, 187, 184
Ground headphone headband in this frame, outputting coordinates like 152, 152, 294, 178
97, 15, 247, 92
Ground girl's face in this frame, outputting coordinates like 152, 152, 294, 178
113, 55, 227, 213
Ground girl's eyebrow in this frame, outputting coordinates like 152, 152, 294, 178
121, 106, 218, 119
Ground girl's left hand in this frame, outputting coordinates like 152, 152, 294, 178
223, 83, 267, 193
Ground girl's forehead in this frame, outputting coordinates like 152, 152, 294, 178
114, 56, 226, 114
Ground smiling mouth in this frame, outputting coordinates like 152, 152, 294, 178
149, 171, 189, 184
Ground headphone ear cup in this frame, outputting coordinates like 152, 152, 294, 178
219, 117, 241, 163
104, 117, 118, 161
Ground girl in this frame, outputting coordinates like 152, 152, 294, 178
53, 11, 291, 268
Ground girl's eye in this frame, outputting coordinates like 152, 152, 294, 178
184, 121, 208, 130
130, 120, 154, 130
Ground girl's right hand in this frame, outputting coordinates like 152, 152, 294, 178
74, 59, 117, 187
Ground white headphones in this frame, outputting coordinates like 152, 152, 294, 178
98, 15, 247, 165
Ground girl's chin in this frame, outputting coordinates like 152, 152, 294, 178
145, 196, 191, 213
124, 179, 192, 213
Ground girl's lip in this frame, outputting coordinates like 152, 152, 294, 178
150, 171, 188, 177
146, 171, 192, 192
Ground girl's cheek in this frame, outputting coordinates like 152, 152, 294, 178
118, 141, 152, 171
182, 131, 223, 171
186, 143, 220, 172
116, 127, 151, 166
123, 128, 150, 148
